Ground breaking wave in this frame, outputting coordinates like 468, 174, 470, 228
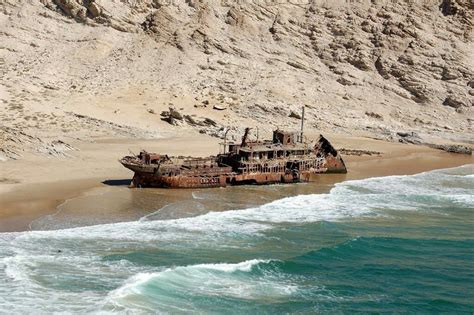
105, 259, 294, 312
10, 164, 471, 244
0, 165, 472, 313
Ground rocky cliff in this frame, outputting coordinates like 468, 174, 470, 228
0, 0, 472, 159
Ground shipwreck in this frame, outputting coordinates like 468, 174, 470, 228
120, 117, 347, 188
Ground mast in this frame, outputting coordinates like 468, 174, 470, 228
300, 105, 305, 143
223, 128, 230, 154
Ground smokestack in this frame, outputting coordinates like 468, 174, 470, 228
300, 105, 305, 143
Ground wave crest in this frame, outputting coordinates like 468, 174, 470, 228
105, 259, 296, 312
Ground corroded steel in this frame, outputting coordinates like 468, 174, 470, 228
120, 129, 347, 188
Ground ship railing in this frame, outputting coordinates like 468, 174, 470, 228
238, 162, 287, 174
238, 157, 325, 174
244, 154, 318, 162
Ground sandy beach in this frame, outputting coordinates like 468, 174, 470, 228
1, 132, 471, 232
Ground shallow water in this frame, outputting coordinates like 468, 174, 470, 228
0, 165, 473, 313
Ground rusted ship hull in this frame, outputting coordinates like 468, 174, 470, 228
130, 173, 228, 188
123, 164, 346, 188
122, 157, 346, 189
120, 129, 347, 189
129, 171, 331, 188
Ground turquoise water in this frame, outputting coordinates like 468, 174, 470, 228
0, 165, 473, 313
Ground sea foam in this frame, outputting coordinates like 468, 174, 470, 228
6, 165, 473, 245
0, 165, 472, 313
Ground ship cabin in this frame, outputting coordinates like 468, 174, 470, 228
222, 129, 312, 162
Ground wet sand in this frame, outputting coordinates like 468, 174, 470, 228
0, 134, 472, 232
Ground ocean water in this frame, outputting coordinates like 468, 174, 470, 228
0, 165, 472, 313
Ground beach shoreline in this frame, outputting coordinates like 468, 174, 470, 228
0, 134, 472, 233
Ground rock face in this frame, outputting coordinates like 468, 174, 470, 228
53, 0, 88, 22
0, 126, 75, 160
443, 95, 472, 108
0, 0, 472, 158
41, 0, 140, 31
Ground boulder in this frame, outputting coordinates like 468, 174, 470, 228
184, 115, 199, 126
169, 108, 183, 120
213, 105, 227, 111
87, 2, 101, 18
53, 0, 87, 22
443, 95, 471, 108
365, 111, 383, 120
160, 108, 183, 125
203, 118, 217, 126
431, 144, 472, 155
337, 76, 355, 86
396, 131, 422, 144
289, 111, 302, 119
